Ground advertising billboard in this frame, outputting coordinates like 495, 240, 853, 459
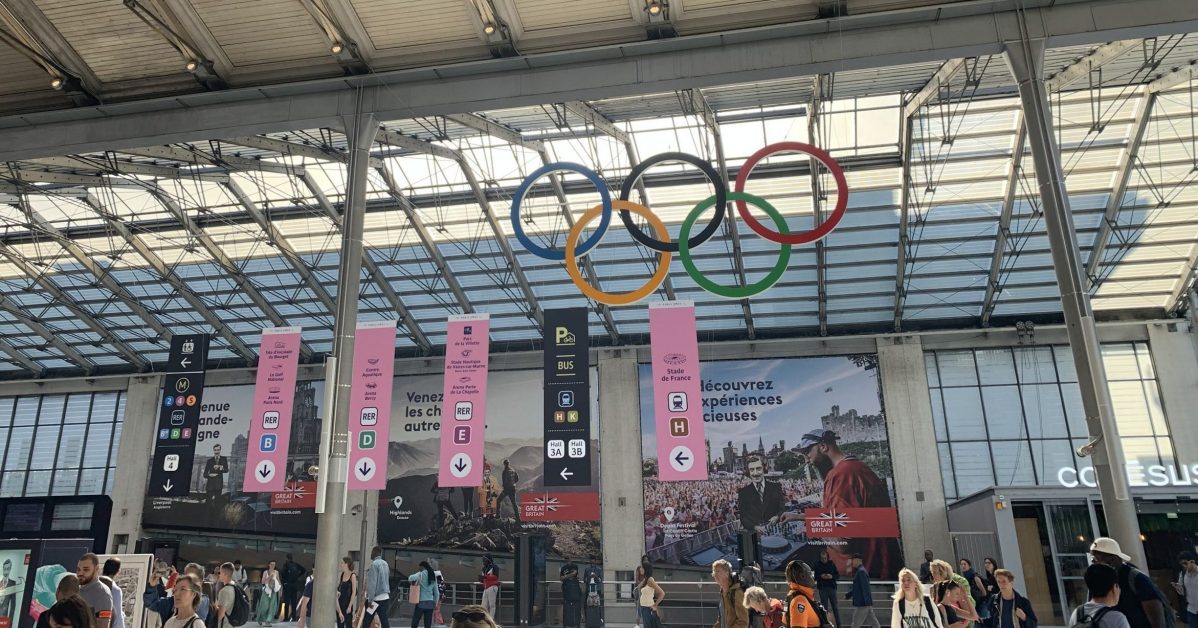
640, 355, 903, 577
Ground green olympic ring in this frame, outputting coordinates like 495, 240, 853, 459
678, 191, 792, 299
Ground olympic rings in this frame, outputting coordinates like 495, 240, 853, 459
618, 152, 727, 253
734, 142, 848, 245
565, 200, 673, 306
511, 162, 611, 261
510, 147, 849, 306
679, 192, 791, 299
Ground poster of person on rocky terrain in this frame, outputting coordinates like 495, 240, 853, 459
378, 368, 600, 560
640, 355, 903, 577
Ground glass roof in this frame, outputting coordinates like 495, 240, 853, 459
0, 37, 1195, 376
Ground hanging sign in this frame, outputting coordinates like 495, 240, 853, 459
347, 320, 398, 489
149, 334, 210, 496
244, 327, 303, 492
437, 314, 491, 487
543, 307, 591, 487
649, 301, 708, 481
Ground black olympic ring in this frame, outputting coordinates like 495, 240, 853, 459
618, 152, 727, 253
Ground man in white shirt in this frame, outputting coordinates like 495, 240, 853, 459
1173, 551, 1198, 628
231, 561, 248, 588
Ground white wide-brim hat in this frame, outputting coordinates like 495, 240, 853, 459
1089, 537, 1131, 561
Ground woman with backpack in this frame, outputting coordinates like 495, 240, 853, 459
784, 560, 825, 628
408, 562, 439, 628
891, 568, 945, 628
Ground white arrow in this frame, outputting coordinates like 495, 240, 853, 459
559, 468, 573, 481
179, 357, 191, 368
162, 479, 174, 492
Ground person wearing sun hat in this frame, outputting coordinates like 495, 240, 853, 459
1089, 537, 1169, 628
796, 429, 899, 577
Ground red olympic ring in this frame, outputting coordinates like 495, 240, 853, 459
733, 142, 849, 245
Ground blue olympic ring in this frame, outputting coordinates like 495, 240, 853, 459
510, 162, 611, 261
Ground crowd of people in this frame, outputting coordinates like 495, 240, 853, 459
627, 535, 1197, 628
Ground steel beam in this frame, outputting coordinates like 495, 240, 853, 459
374, 127, 459, 161
1045, 40, 1142, 92
0, 335, 40, 373
1168, 243, 1198, 314
297, 172, 433, 354
444, 113, 544, 150
0, 293, 94, 371
1148, 60, 1197, 93
563, 100, 675, 301
980, 114, 1027, 326
685, 88, 754, 338
146, 184, 316, 359
1005, 31, 1145, 566
311, 108, 374, 628
375, 166, 474, 314
11, 196, 165, 367
122, 145, 305, 176
810, 75, 830, 336
562, 101, 630, 144
1084, 92, 1157, 290
0, 0, 101, 97
455, 155, 545, 329
1, 0, 1196, 160
894, 115, 914, 331
23, 156, 231, 182
224, 179, 338, 316
903, 58, 965, 118
83, 193, 259, 362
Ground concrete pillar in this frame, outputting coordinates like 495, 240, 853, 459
107, 374, 163, 552
597, 348, 645, 578
1147, 322, 1198, 468
876, 335, 952, 566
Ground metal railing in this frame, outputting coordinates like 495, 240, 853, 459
383, 579, 900, 627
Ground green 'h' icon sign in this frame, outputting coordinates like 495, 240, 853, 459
359, 430, 376, 450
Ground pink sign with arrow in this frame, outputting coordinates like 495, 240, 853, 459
347, 320, 397, 490
437, 313, 490, 487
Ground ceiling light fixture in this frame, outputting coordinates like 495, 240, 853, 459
483, 22, 496, 35
50, 77, 64, 90
185, 59, 199, 72
330, 41, 344, 54
647, 1, 662, 15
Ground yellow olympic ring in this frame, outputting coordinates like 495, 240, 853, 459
564, 200, 673, 306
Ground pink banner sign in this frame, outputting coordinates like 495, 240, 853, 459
348, 320, 397, 490
649, 302, 708, 481
244, 326, 303, 492
437, 313, 490, 487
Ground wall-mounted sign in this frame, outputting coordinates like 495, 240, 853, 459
437, 314, 491, 487
543, 308, 591, 487
1057, 463, 1198, 488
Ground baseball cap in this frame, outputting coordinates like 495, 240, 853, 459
799, 430, 839, 451
1089, 537, 1131, 561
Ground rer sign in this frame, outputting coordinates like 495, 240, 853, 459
347, 320, 397, 490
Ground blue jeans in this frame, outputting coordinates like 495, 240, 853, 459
639, 606, 656, 627
1186, 610, 1198, 628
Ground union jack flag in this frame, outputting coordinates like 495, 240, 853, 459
532, 495, 560, 512
817, 509, 854, 528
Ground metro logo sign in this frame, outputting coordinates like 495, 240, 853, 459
270, 482, 317, 509
520, 492, 600, 522
804, 507, 900, 538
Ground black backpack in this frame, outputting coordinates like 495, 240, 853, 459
784, 590, 833, 628
1070, 605, 1112, 628
227, 584, 251, 627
